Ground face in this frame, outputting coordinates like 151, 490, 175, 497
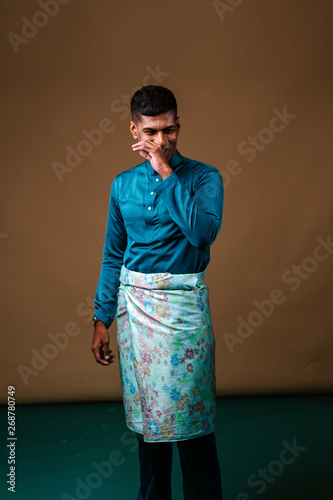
130, 111, 181, 163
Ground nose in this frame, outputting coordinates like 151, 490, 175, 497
154, 131, 165, 146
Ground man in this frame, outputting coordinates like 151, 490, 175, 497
91, 85, 224, 499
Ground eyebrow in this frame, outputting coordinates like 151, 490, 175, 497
143, 126, 176, 132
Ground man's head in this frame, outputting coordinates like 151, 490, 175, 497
131, 85, 177, 120
130, 85, 180, 162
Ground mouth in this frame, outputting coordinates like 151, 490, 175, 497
162, 148, 169, 156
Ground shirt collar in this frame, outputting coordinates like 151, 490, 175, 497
145, 149, 183, 176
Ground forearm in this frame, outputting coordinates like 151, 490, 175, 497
93, 261, 122, 328
93, 177, 127, 328
154, 171, 223, 250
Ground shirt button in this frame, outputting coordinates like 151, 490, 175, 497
156, 178, 159, 182
150, 191, 154, 195
148, 206, 152, 210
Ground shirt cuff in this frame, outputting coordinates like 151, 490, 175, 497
92, 311, 112, 329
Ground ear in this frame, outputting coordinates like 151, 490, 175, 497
176, 117, 181, 135
130, 121, 138, 140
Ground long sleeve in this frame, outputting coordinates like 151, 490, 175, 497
153, 168, 224, 250
93, 177, 127, 328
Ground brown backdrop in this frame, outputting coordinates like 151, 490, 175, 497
1, 0, 332, 404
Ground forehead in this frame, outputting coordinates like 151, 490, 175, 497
136, 111, 177, 129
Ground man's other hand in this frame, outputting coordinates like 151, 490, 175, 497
91, 322, 115, 365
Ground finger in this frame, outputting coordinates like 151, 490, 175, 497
132, 144, 146, 152
132, 141, 155, 151
92, 349, 106, 365
103, 348, 116, 364
131, 144, 151, 160
92, 344, 110, 365
139, 150, 151, 160
103, 339, 112, 360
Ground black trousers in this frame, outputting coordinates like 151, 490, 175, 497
136, 432, 223, 500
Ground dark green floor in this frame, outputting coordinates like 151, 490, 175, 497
1, 395, 332, 500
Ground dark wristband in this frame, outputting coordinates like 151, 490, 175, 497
93, 316, 102, 326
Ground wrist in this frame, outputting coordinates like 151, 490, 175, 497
93, 316, 106, 328
160, 166, 173, 180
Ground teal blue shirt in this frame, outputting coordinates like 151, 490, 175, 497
93, 149, 224, 328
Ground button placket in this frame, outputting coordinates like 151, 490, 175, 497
145, 176, 158, 225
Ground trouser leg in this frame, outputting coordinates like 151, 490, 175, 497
177, 432, 223, 500
136, 433, 173, 500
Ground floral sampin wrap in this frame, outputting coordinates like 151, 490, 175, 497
116, 265, 217, 442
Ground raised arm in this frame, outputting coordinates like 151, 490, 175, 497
154, 168, 224, 250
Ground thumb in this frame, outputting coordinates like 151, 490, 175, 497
139, 150, 150, 160
103, 339, 110, 359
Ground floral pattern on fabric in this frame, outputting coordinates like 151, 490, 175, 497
116, 265, 217, 442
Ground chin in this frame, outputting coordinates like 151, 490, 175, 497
166, 149, 174, 161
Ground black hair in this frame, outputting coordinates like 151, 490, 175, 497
130, 85, 177, 121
